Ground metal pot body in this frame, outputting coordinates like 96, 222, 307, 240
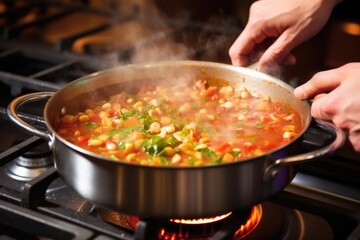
7, 60, 345, 218
54, 137, 294, 218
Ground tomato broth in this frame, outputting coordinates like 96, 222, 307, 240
56, 78, 302, 166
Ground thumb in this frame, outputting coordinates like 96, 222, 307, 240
310, 95, 333, 121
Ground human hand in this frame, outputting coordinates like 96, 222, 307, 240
229, 0, 340, 69
294, 63, 360, 153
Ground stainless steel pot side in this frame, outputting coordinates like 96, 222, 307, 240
7, 60, 345, 218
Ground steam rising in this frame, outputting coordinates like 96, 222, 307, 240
72, 1, 242, 115
259, 63, 284, 81
93, 1, 238, 66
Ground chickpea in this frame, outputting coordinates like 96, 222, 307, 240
283, 131, 291, 139
284, 114, 294, 121
158, 129, 167, 138
160, 116, 172, 126
199, 137, 210, 144
133, 101, 143, 109
88, 139, 104, 146
240, 90, 250, 99
79, 114, 90, 123
195, 143, 208, 150
101, 102, 112, 110
125, 153, 137, 162
61, 115, 77, 124
172, 154, 182, 164
161, 125, 175, 134
124, 142, 134, 154
98, 134, 110, 142
194, 152, 203, 161
219, 86, 234, 98
178, 142, 193, 152
199, 109, 207, 115
222, 152, 235, 162
194, 160, 204, 166
282, 125, 295, 132
150, 99, 159, 106
106, 142, 117, 151
163, 147, 175, 156
179, 103, 191, 114
222, 101, 233, 109
149, 122, 161, 134
134, 139, 144, 151
85, 109, 93, 115
185, 122, 196, 132
206, 114, 215, 121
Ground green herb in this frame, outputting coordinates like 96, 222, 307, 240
188, 157, 196, 166
247, 137, 258, 142
230, 149, 241, 155
143, 136, 167, 154
211, 155, 223, 164
166, 135, 179, 147
180, 128, 191, 137
159, 156, 171, 166
121, 109, 137, 120
118, 141, 127, 149
85, 122, 98, 129
200, 148, 216, 157
197, 122, 215, 135
141, 115, 156, 130
164, 107, 177, 114
106, 126, 143, 137
140, 104, 155, 114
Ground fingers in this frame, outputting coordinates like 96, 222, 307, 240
294, 68, 343, 99
311, 90, 360, 153
258, 30, 298, 68
230, 28, 297, 68
229, 26, 265, 66
309, 94, 334, 121
282, 54, 297, 65
349, 129, 360, 153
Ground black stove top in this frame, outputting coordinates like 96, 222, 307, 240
0, 1, 359, 239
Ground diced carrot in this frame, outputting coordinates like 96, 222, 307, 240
203, 86, 218, 98
106, 108, 118, 117
260, 141, 276, 151
88, 113, 101, 124
214, 143, 231, 153
124, 116, 140, 127
243, 142, 256, 151
76, 136, 90, 146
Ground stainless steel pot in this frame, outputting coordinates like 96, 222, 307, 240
7, 60, 345, 218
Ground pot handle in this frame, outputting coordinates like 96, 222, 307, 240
7, 92, 55, 142
264, 119, 346, 182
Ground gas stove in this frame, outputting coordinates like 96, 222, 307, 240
0, 1, 359, 239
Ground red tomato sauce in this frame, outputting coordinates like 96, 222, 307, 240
56, 79, 302, 166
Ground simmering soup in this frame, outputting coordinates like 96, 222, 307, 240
56, 78, 302, 166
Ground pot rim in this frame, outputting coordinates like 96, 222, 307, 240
45, 60, 311, 169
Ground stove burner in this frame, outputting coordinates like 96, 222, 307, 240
156, 207, 261, 240
96, 201, 334, 239
97, 206, 261, 239
6, 142, 53, 181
